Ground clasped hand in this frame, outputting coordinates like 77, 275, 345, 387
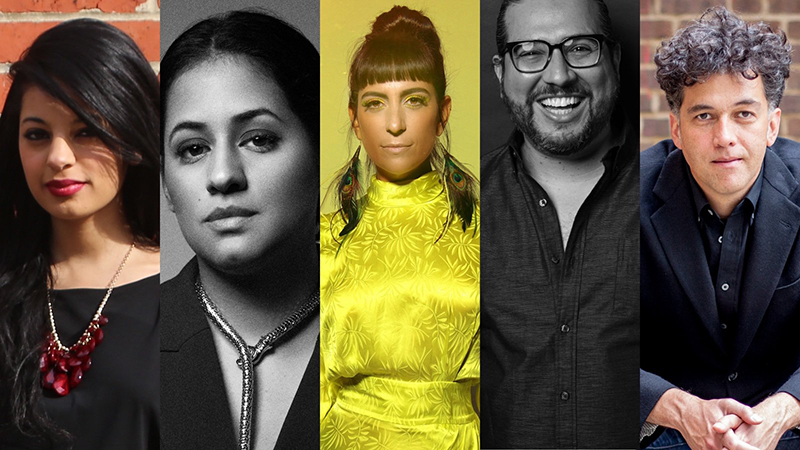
650, 389, 799, 450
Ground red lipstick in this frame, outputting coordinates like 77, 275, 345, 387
46, 179, 85, 197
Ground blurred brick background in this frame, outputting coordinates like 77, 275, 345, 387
0, 0, 160, 109
640, 0, 800, 150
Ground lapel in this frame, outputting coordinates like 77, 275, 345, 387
274, 340, 320, 449
733, 149, 800, 367
160, 258, 238, 448
162, 259, 321, 449
650, 150, 725, 353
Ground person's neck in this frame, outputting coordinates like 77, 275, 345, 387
520, 126, 614, 183
49, 199, 135, 288
693, 169, 758, 220
375, 161, 433, 185
196, 238, 318, 343
703, 190, 747, 220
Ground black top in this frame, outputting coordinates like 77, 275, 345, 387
689, 164, 763, 345
160, 259, 319, 450
480, 113, 640, 448
6, 275, 160, 449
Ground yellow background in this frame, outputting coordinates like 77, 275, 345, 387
320, 0, 481, 213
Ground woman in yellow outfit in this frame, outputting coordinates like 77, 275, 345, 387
320, 6, 480, 449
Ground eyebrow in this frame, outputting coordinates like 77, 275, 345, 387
20, 116, 46, 125
686, 99, 761, 115
168, 108, 282, 143
360, 87, 431, 101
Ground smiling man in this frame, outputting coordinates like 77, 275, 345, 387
640, 7, 800, 450
481, 0, 639, 447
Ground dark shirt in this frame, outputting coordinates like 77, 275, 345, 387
689, 165, 763, 347
480, 115, 640, 449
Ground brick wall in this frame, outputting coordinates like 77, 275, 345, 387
0, 0, 160, 109
640, 0, 800, 150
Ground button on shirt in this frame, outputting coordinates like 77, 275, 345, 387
689, 165, 763, 348
480, 115, 640, 449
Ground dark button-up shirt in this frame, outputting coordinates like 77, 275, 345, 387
689, 166, 763, 347
481, 115, 640, 449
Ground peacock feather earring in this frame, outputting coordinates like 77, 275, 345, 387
337, 146, 362, 237
444, 154, 474, 232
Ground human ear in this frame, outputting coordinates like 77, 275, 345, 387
348, 106, 362, 141
767, 107, 781, 146
162, 180, 175, 212
492, 55, 504, 84
437, 96, 452, 136
669, 113, 683, 149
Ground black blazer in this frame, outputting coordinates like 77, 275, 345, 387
639, 139, 800, 436
160, 259, 319, 449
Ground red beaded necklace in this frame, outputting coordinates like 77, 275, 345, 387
40, 244, 134, 396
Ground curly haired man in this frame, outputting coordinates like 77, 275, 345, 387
640, 6, 800, 450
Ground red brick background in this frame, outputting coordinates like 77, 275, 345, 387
0, 0, 159, 109
640, 0, 800, 150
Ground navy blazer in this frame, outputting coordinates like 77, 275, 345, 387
160, 259, 320, 449
640, 139, 800, 436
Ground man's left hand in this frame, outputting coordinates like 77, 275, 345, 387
714, 392, 800, 450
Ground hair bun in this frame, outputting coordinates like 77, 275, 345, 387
368, 6, 441, 50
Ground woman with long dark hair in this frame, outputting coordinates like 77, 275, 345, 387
320, 6, 480, 449
160, 10, 320, 450
0, 19, 160, 449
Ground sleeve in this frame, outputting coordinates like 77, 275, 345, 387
777, 365, 800, 403
640, 368, 678, 429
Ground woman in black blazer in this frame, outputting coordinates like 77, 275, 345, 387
159, 10, 320, 450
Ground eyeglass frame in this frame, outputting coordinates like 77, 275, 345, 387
500, 34, 612, 74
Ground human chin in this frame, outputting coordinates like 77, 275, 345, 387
503, 85, 615, 157
194, 233, 270, 275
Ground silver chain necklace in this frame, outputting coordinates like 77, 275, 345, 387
194, 279, 319, 450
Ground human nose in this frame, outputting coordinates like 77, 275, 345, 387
386, 104, 406, 137
206, 146, 247, 194
713, 117, 736, 148
46, 137, 76, 172
540, 49, 577, 86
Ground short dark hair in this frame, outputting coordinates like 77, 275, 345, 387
160, 10, 320, 154
655, 6, 792, 113
495, 0, 613, 57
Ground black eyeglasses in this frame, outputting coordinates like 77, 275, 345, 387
502, 34, 608, 73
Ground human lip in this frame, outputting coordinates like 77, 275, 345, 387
381, 143, 412, 153
712, 157, 743, 167
45, 179, 86, 197
535, 95, 587, 120
204, 206, 257, 223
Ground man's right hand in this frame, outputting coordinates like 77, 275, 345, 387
646, 388, 763, 450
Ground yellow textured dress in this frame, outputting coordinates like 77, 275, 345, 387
320, 171, 480, 449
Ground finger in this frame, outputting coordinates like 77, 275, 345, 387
713, 414, 744, 434
722, 429, 760, 450
720, 399, 763, 425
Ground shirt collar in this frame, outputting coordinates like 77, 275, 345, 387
688, 160, 764, 220
506, 106, 631, 178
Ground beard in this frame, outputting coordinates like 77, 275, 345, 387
501, 80, 619, 158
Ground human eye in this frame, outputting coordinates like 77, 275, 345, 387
695, 112, 712, 121
239, 130, 280, 153
404, 95, 429, 108
736, 110, 755, 120
75, 127, 98, 139
362, 99, 385, 110
175, 140, 210, 164
21, 128, 50, 142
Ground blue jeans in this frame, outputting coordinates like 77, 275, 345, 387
648, 427, 800, 450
